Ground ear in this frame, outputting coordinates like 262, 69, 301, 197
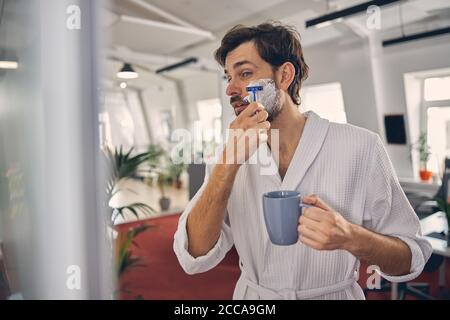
277, 62, 296, 91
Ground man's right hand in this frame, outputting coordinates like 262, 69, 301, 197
221, 102, 270, 166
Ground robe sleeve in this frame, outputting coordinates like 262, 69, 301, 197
362, 135, 432, 282
173, 162, 234, 275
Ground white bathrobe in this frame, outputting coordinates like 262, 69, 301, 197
173, 110, 432, 300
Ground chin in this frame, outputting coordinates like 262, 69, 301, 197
267, 104, 282, 122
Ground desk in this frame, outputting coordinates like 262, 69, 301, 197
399, 177, 440, 197
388, 210, 449, 300
390, 236, 449, 300
425, 236, 450, 258
425, 236, 450, 290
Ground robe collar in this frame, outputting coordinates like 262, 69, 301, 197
258, 110, 330, 191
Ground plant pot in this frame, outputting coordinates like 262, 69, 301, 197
172, 179, 182, 189
419, 170, 433, 182
159, 197, 171, 211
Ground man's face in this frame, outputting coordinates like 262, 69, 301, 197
224, 41, 280, 117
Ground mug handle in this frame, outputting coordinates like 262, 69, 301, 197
298, 197, 312, 214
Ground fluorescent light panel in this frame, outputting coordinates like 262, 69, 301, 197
155, 57, 198, 74
382, 26, 450, 47
305, 0, 402, 29
0, 60, 18, 69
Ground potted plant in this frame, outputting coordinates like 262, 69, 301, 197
412, 132, 433, 182
104, 146, 155, 224
168, 161, 187, 189
144, 144, 166, 187
157, 169, 172, 211
147, 144, 165, 170
103, 146, 156, 298
146, 144, 173, 210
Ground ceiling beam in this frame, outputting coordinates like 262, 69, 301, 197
305, 0, 403, 29
382, 25, 450, 46
171, 0, 363, 55
119, 15, 214, 40
105, 47, 219, 73
127, 0, 199, 30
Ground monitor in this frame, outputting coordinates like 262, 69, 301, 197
384, 114, 407, 145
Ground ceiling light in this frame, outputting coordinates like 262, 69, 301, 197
0, 60, 19, 69
156, 57, 198, 74
117, 63, 138, 79
314, 18, 343, 29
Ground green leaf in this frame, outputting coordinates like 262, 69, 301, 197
104, 145, 161, 281
127, 206, 139, 219
434, 197, 449, 214
116, 223, 151, 276
110, 202, 156, 224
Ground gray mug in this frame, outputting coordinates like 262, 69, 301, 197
262, 190, 311, 246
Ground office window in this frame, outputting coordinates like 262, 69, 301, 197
300, 82, 347, 123
422, 75, 450, 174
426, 106, 450, 174
101, 89, 150, 151
196, 98, 222, 142
125, 90, 151, 150
424, 76, 450, 101
160, 110, 173, 142
102, 91, 135, 150
194, 99, 223, 162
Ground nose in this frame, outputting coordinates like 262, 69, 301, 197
226, 80, 242, 97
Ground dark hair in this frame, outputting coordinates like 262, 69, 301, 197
214, 21, 309, 105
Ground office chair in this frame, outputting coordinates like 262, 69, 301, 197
363, 231, 444, 300
0, 243, 12, 299
365, 158, 450, 300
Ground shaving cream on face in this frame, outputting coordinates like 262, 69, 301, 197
244, 78, 282, 121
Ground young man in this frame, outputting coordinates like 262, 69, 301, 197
173, 22, 432, 299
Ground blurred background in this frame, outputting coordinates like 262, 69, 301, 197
0, 0, 449, 299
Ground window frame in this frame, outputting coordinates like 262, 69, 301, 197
299, 81, 347, 124
420, 76, 450, 174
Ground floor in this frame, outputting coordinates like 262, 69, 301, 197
117, 213, 240, 300
110, 178, 190, 225
117, 214, 450, 300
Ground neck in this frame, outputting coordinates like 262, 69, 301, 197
268, 97, 306, 151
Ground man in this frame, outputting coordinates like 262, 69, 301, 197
173, 22, 432, 299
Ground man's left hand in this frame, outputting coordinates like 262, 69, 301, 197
298, 194, 355, 251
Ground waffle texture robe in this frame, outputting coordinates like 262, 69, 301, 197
174, 111, 432, 300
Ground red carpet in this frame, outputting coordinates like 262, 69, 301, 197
116, 213, 240, 300
116, 214, 449, 300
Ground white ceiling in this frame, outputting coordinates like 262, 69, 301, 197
103, 59, 184, 90
346, 0, 450, 32
103, 0, 450, 83
107, 15, 214, 55
281, 9, 345, 48
143, 0, 290, 33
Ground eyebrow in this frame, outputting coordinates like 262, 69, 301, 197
224, 60, 257, 75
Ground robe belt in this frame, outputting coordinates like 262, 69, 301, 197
242, 275, 357, 300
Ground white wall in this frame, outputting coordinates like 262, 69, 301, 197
180, 72, 237, 145
141, 80, 185, 145
304, 39, 380, 137
303, 34, 450, 178
179, 72, 222, 124
174, 33, 450, 178
373, 35, 450, 178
